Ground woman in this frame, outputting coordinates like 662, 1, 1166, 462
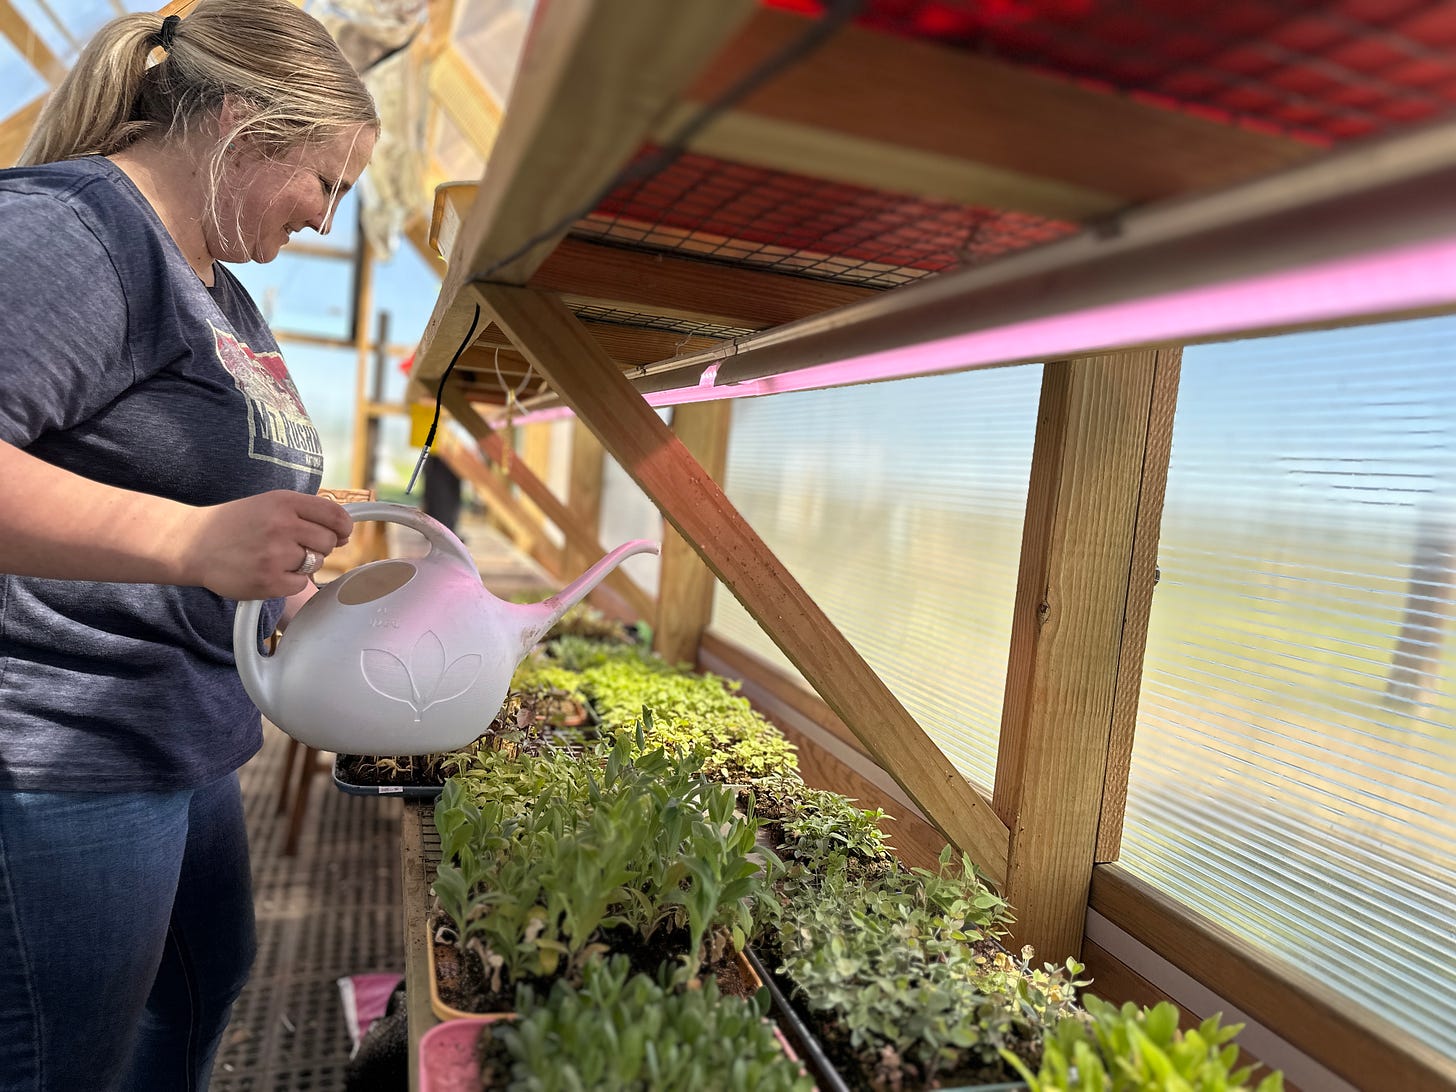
0, 2, 377, 1088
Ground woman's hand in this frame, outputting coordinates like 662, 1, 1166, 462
0, 440, 357, 595
174, 490, 354, 601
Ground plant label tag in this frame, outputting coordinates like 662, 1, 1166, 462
379, 786, 404, 794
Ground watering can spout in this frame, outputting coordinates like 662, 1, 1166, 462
517, 539, 659, 647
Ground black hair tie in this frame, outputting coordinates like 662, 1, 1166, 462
152, 14, 181, 52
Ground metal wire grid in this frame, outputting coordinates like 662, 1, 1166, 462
570, 303, 756, 341
841, 0, 1456, 143
576, 150, 1077, 291
215, 730, 406, 1092
559, 1, 1456, 325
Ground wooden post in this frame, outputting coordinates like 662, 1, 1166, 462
475, 283, 1011, 883
348, 235, 375, 490
994, 349, 1180, 959
519, 420, 560, 572
564, 419, 605, 579
655, 401, 732, 666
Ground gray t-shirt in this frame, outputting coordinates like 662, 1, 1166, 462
0, 156, 324, 791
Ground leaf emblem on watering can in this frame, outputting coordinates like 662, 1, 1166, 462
360, 631, 483, 722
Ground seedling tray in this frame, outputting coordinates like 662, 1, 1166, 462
428, 933, 763, 1022
743, 948, 1027, 1092
332, 754, 446, 798
419, 1011, 805, 1091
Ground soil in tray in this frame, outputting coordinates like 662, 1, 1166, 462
338, 705, 600, 790
337, 752, 453, 789
433, 922, 755, 1015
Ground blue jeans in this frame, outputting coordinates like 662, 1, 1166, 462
0, 772, 256, 1092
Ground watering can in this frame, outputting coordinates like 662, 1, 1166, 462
232, 501, 658, 754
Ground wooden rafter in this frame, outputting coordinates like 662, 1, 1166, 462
429, 187, 881, 332
428, 45, 502, 164
0, 0, 65, 84
464, 322, 721, 372
663, 7, 1316, 221
473, 283, 1012, 883
421, 0, 457, 61
0, 0, 259, 171
529, 236, 879, 330
411, 0, 758, 390
0, 96, 44, 168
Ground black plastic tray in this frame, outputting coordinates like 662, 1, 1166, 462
331, 754, 445, 799
743, 947, 1027, 1092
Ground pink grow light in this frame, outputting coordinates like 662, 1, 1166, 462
503, 233, 1456, 425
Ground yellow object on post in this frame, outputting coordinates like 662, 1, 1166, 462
409, 402, 435, 448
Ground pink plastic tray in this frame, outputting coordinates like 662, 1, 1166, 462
418, 1016, 810, 1091
418, 1017, 507, 1092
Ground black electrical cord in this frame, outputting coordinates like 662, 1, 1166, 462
406, 302, 481, 494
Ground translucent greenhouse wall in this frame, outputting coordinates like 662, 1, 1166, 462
709, 364, 1042, 793
1123, 316, 1456, 1058
710, 314, 1455, 1062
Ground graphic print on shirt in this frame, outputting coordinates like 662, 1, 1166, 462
211, 323, 323, 474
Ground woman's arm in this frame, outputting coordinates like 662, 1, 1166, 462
0, 439, 352, 600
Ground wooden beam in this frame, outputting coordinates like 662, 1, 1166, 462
1097, 357, 1180, 861
465, 324, 722, 372
476, 283, 1010, 883
564, 419, 605, 580
516, 419, 556, 547
273, 328, 414, 355
441, 387, 657, 623
428, 45, 502, 163
665, 8, 1315, 220
412, 0, 756, 387
0, 0, 65, 84
435, 433, 554, 573
403, 213, 449, 278
0, 96, 44, 168
421, 0, 458, 61
993, 349, 1179, 960
279, 238, 355, 262
654, 401, 731, 665
529, 236, 880, 330
429, 192, 878, 332
347, 236, 375, 489
1091, 866, 1456, 1092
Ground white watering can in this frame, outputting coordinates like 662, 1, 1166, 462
232, 501, 658, 754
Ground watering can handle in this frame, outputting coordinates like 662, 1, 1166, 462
340, 501, 478, 572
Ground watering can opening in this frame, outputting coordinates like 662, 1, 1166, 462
334, 560, 418, 605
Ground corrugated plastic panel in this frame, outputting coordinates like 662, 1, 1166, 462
1124, 314, 1456, 1058
709, 364, 1042, 790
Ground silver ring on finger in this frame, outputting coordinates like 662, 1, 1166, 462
293, 547, 323, 575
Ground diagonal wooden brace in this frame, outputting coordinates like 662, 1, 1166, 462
439, 389, 657, 624
472, 282, 1011, 884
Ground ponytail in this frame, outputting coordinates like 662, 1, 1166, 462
18, 14, 163, 166
17, 0, 376, 169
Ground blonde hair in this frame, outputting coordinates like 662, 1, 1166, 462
19, 0, 377, 175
